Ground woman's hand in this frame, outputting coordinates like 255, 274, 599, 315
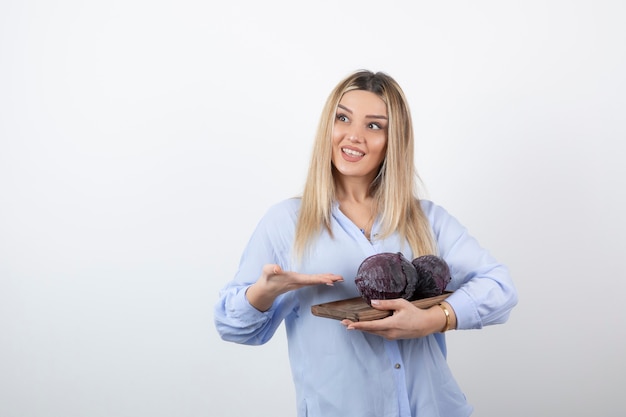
341, 299, 455, 340
246, 264, 344, 312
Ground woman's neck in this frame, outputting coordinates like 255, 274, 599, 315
334, 177, 372, 204
334, 179, 376, 239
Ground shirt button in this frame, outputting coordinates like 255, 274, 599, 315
394, 363, 401, 369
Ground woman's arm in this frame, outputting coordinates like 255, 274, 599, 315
341, 299, 457, 340
342, 201, 517, 338
246, 264, 342, 312
214, 200, 342, 345
427, 201, 518, 330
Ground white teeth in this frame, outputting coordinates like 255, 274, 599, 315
343, 148, 364, 157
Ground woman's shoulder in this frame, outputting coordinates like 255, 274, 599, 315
245, 198, 301, 244
418, 198, 442, 215
259, 197, 302, 224
418, 198, 458, 224
418, 198, 469, 238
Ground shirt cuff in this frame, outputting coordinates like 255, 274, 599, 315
226, 285, 274, 325
445, 288, 483, 330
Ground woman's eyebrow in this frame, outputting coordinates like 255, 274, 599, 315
337, 104, 352, 113
337, 104, 388, 120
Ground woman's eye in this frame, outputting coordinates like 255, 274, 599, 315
336, 114, 349, 122
369, 123, 382, 130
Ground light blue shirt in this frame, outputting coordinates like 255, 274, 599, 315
214, 198, 518, 417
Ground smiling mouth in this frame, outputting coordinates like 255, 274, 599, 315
342, 148, 365, 157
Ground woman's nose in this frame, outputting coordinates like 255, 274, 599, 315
347, 127, 364, 142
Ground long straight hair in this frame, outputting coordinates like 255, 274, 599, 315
294, 70, 436, 259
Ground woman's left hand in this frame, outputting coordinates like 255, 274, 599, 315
341, 298, 451, 340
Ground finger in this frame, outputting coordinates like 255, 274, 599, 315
323, 273, 344, 286
302, 272, 343, 286
344, 317, 390, 332
261, 264, 282, 277
369, 298, 406, 311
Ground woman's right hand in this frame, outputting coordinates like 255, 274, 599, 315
246, 264, 344, 312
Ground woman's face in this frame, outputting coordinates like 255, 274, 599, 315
331, 90, 388, 183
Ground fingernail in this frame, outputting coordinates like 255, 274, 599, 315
371, 300, 380, 306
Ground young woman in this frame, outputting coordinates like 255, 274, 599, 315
214, 70, 518, 417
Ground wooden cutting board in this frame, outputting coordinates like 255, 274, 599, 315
311, 292, 452, 321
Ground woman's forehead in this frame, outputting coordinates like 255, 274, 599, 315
338, 90, 387, 115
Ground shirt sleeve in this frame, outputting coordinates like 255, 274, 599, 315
213, 200, 299, 345
423, 200, 519, 330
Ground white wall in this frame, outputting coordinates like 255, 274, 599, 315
1, 1, 624, 416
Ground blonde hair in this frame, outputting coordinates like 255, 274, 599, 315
294, 70, 436, 259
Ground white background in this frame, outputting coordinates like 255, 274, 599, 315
1, 1, 625, 416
